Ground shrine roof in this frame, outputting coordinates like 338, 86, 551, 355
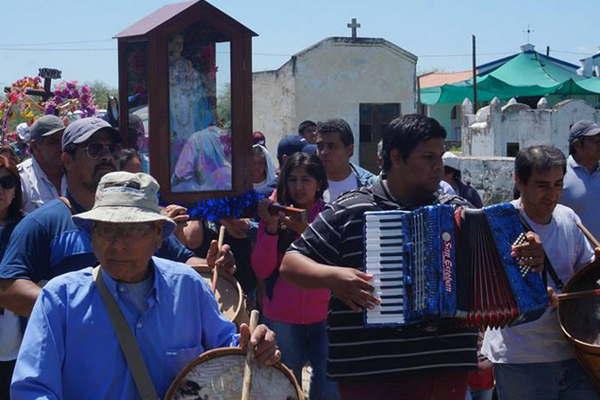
114, 0, 257, 39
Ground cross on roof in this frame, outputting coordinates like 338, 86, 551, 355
523, 25, 534, 43
347, 18, 361, 39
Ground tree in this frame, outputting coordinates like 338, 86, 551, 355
85, 80, 118, 110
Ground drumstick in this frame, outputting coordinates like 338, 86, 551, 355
576, 221, 600, 248
557, 288, 600, 301
211, 225, 226, 293
269, 203, 307, 222
241, 310, 260, 400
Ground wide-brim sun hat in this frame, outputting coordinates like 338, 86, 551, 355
72, 171, 175, 239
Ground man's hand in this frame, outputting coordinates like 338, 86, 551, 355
206, 240, 236, 276
220, 218, 250, 239
326, 267, 379, 312
239, 323, 281, 366
163, 204, 190, 226
547, 287, 559, 308
511, 231, 545, 273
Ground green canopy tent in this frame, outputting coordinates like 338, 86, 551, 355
420, 51, 600, 105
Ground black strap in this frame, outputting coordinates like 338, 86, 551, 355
517, 214, 564, 290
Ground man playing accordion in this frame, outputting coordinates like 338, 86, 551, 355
281, 114, 545, 400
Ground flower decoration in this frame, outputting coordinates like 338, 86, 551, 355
188, 190, 265, 222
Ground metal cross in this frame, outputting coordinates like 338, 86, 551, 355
347, 18, 361, 39
523, 25, 534, 43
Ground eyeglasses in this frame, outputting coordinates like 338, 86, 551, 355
82, 143, 121, 160
93, 222, 158, 240
0, 175, 17, 190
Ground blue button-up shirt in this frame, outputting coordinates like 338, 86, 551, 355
11, 257, 238, 400
561, 155, 600, 239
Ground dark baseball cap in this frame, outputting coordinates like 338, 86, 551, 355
569, 120, 600, 143
277, 135, 308, 161
29, 115, 65, 142
62, 117, 120, 151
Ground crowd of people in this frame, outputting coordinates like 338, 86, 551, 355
0, 111, 598, 399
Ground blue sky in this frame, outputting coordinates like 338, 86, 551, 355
1, 0, 598, 89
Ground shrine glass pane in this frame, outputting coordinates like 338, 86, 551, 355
125, 42, 149, 173
168, 27, 232, 193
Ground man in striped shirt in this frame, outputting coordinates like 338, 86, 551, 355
281, 114, 545, 400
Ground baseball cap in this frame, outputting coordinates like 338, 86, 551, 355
62, 117, 120, 151
277, 135, 308, 162
442, 151, 460, 171
29, 115, 65, 142
569, 120, 600, 143
72, 171, 175, 239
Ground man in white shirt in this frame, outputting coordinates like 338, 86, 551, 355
482, 145, 599, 399
18, 115, 67, 213
316, 118, 375, 202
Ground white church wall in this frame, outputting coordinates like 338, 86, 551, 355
293, 39, 416, 163
252, 62, 297, 153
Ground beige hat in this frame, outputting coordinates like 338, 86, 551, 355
72, 171, 175, 238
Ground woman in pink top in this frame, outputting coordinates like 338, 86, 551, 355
251, 152, 338, 400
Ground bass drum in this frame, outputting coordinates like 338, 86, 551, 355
192, 266, 249, 327
164, 348, 303, 400
558, 259, 600, 392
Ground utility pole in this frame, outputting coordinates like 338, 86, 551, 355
472, 34, 478, 113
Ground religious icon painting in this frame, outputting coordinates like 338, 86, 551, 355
168, 26, 233, 193
116, 0, 255, 203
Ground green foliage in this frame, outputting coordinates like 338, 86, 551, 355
85, 81, 118, 110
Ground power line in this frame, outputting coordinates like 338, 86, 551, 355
0, 39, 113, 47
0, 47, 116, 52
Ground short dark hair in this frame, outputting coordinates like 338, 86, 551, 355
298, 120, 316, 136
381, 114, 446, 172
316, 119, 354, 146
0, 155, 23, 220
515, 145, 566, 184
117, 148, 141, 170
277, 152, 327, 206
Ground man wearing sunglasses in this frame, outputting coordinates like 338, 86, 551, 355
0, 117, 231, 317
18, 115, 67, 213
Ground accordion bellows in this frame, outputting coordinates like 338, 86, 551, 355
364, 202, 548, 330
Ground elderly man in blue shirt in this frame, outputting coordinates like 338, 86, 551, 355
11, 171, 280, 400
560, 120, 600, 239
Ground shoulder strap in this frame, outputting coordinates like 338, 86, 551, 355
517, 215, 564, 290
93, 267, 158, 400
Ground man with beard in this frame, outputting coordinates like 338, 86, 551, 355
0, 118, 227, 316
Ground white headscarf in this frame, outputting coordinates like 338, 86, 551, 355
252, 144, 278, 195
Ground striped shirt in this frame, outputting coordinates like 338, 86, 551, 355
288, 178, 478, 380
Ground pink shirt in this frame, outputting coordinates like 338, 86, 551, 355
250, 201, 330, 324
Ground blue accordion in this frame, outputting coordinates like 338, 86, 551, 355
363, 202, 548, 329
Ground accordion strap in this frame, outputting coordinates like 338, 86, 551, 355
517, 215, 564, 290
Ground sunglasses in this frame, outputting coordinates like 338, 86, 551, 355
93, 222, 158, 240
0, 175, 17, 190
82, 143, 122, 160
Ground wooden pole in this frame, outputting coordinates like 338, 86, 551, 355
472, 34, 478, 113
211, 225, 226, 293
557, 288, 600, 302
241, 310, 260, 400
576, 221, 600, 248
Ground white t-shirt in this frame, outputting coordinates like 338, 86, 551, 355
323, 172, 358, 203
482, 201, 594, 364
0, 309, 23, 361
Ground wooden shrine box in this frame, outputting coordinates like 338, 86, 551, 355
115, 1, 257, 202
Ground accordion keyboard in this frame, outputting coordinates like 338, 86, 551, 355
365, 212, 407, 325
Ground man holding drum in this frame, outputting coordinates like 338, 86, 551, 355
10, 172, 280, 399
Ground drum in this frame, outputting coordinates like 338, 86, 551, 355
558, 259, 600, 391
191, 266, 249, 326
164, 347, 304, 400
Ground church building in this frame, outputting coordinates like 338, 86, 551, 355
252, 20, 417, 172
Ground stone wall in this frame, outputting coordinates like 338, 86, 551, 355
458, 156, 516, 205
461, 97, 600, 157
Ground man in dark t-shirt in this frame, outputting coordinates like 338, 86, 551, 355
281, 114, 546, 400
0, 118, 207, 316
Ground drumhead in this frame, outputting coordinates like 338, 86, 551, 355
165, 348, 303, 400
199, 272, 243, 322
559, 260, 600, 349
